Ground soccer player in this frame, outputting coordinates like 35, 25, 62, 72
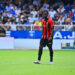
34, 11, 54, 64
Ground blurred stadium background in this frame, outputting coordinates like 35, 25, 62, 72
0, 0, 75, 49
0, 0, 75, 75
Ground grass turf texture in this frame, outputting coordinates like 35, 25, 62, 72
0, 50, 75, 75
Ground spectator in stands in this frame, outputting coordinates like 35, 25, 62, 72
62, 19, 67, 25
58, 15, 64, 25
49, 7, 56, 19
33, 0, 41, 6
72, 5, 75, 13
57, 4, 65, 15
30, 8, 38, 17
0, 0, 74, 26
0, 22, 7, 37
10, 15, 16, 23
15, 7, 21, 15
65, 22, 73, 30
3, 15, 8, 24
36, 4, 40, 11
0, 14, 2, 21
73, 12, 75, 24
28, 14, 35, 24
7, 11, 12, 18
56, 0, 63, 6
10, 3, 17, 11
10, 9, 15, 16
65, 3, 72, 12
65, 16, 73, 30
53, 3, 59, 11
28, 5, 33, 13
43, 1, 49, 10
0, 21, 3, 25
68, 11, 73, 19
0, 11, 2, 15
34, 14, 40, 21
66, 15, 73, 24
0, 2, 5, 11
16, 14, 21, 24
38, 9, 43, 17
20, 21, 24, 24
12, 20, 17, 24
3, 10, 7, 17
34, 19, 42, 25
6, 4, 10, 12
5, 19, 12, 25
20, 13, 28, 24
53, 12, 59, 25
24, 19, 30, 25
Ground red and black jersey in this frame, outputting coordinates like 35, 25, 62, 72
42, 18, 54, 39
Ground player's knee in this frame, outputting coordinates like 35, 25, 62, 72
48, 46, 52, 50
39, 45, 43, 49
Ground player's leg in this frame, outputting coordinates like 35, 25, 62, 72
33, 38, 44, 64
47, 40, 53, 64
38, 45, 43, 61
33, 45, 43, 64
38, 38, 46, 61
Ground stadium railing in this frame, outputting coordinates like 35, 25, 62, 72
0, 24, 75, 31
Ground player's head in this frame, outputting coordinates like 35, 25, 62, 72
43, 10, 48, 18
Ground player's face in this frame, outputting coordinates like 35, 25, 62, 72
43, 12, 48, 18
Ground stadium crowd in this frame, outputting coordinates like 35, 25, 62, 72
0, 0, 75, 30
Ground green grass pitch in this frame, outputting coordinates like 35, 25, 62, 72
0, 50, 75, 75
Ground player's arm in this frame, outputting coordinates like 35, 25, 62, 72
49, 20, 54, 40
49, 26, 54, 40
50, 26, 54, 38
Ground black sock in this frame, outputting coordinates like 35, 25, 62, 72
38, 46, 43, 60
50, 49, 53, 62
48, 45, 53, 62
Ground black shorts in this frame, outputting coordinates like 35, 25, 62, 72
40, 38, 53, 47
